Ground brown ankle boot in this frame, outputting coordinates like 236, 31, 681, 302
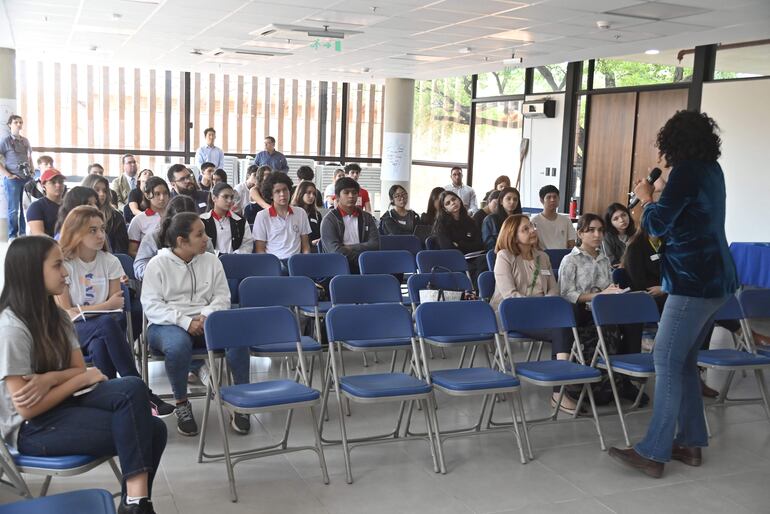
671, 445, 702, 466
609, 447, 664, 478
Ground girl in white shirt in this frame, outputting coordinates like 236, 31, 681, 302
127, 177, 170, 257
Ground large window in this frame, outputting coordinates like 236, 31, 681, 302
533, 63, 568, 93
472, 100, 523, 195
593, 57, 693, 88
476, 69, 525, 97
346, 82, 384, 158
714, 41, 770, 79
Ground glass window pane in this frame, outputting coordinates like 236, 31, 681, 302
409, 164, 460, 220
476, 69, 525, 97
345, 82, 384, 158
593, 53, 693, 88
471, 99, 523, 194
412, 76, 471, 162
714, 41, 770, 79
533, 63, 568, 93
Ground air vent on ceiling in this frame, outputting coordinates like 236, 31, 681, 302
209, 47, 292, 59
255, 23, 363, 40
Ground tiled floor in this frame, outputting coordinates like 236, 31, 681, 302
2, 329, 770, 513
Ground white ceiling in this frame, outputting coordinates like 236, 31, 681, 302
3, 0, 770, 82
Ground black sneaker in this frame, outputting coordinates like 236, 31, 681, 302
118, 498, 154, 514
231, 412, 251, 434
149, 393, 175, 418
175, 401, 198, 436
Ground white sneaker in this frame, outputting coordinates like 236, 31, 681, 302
198, 363, 211, 387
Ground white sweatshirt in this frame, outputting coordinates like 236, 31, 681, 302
141, 248, 230, 331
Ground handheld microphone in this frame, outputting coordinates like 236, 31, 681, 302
629, 167, 662, 209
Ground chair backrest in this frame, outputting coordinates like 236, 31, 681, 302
544, 248, 570, 270
115, 253, 135, 281
499, 296, 577, 331
380, 234, 423, 255
204, 306, 300, 351
424, 235, 440, 250
358, 250, 416, 275
326, 303, 414, 343
288, 253, 350, 280
486, 250, 496, 271
416, 249, 468, 273
415, 300, 498, 339
714, 294, 743, 321
407, 272, 473, 305
478, 271, 495, 301
330, 274, 403, 304
612, 268, 631, 289
220, 253, 283, 303
591, 292, 661, 326
739, 288, 770, 319
239, 276, 317, 308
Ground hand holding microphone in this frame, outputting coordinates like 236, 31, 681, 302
629, 167, 662, 209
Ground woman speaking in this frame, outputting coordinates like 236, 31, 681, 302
609, 110, 738, 477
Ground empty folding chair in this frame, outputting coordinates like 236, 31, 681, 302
379, 234, 423, 255
416, 249, 468, 274
478, 271, 495, 302
288, 252, 349, 320
498, 296, 606, 454
0, 489, 115, 514
358, 250, 416, 305
591, 293, 659, 446
219, 253, 282, 305
414, 301, 529, 465
544, 249, 570, 270
486, 249, 496, 271
323, 303, 442, 483
199, 307, 329, 502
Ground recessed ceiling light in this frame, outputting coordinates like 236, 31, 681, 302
645, 49, 660, 55
459, 47, 472, 54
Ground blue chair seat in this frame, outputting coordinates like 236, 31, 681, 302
300, 301, 331, 316
220, 379, 320, 409
758, 346, 770, 358
340, 373, 431, 398
698, 349, 770, 367
598, 353, 655, 374
515, 361, 601, 383
424, 333, 496, 344
12, 452, 102, 470
342, 337, 412, 348
431, 368, 519, 391
0, 489, 115, 514
505, 330, 530, 339
252, 336, 322, 353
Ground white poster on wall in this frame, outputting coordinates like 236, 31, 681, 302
0, 98, 16, 139
381, 131, 411, 182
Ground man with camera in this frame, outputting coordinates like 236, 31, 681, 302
0, 114, 33, 239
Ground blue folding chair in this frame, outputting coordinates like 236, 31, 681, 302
380, 234, 423, 255
414, 301, 529, 465
591, 293, 659, 446
407, 272, 473, 309
238, 276, 324, 386
219, 253, 282, 305
486, 249, 496, 271
201, 307, 329, 502
478, 271, 495, 301
416, 249, 468, 274
358, 250, 416, 305
544, 249, 570, 270
323, 303, 442, 483
498, 296, 605, 454
612, 268, 631, 289
425, 235, 440, 250
0, 442, 120, 499
0, 489, 115, 513
741, 289, 770, 359
288, 253, 349, 320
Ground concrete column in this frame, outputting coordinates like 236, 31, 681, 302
380, 78, 414, 213
0, 48, 17, 242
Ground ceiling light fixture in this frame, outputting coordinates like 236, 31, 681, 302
459, 47, 472, 54
503, 51, 523, 66
645, 49, 660, 55
596, 20, 611, 30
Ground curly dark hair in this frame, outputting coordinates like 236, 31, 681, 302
261, 171, 293, 204
656, 110, 721, 168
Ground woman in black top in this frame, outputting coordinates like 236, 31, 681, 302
472, 190, 499, 233
292, 181, 323, 251
603, 202, 636, 268
127, 169, 154, 218
432, 190, 487, 284
380, 185, 420, 235
482, 186, 522, 250
81, 174, 129, 254
420, 187, 445, 227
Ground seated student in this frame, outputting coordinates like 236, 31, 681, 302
472, 190, 499, 233
531, 185, 576, 250
81, 174, 129, 254
22, 155, 53, 221
603, 202, 636, 268
0, 236, 167, 514
344, 164, 372, 213
54, 186, 99, 239
26, 168, 65, 237
483, 175, 511, 207
380, 185, 420, 235
211, 168, 228, 187
432, 190, 487, 283
127, 169, 154, 218
482, 186, 522, 251
198, 161, 216, 192
167, 164, 209, 213
253, 172, 310, 265
292, 180, 323, 251
127, 177, 170, 258
559, 213, 646, 405
55, 205, 174, 417
243, 165, 273, 224
419, 186, 445, 227
320, 176, 379, 272
200, 182, 254, 255
323, 168, 345, 208
142, 213, 251, 437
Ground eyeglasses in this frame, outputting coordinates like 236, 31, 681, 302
393, 193, 408, 200
176, 174, 193, 183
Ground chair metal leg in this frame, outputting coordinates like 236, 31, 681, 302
420, 399, 440, 473
427, 395, 446, 474
197, 384, 213, 463
506, 393, 527, 464
335, 391, 353, 484
754, 369, 770, 420
704, 404, 712, 438
515, 393, 533, 460
585, 384, 607, 451
308, 406, 330, 485
458, 347, 467, 368
362, 352, 369, 368
606, 370, 631, 447
216, 402, 238, 502
38, 475, 52, 497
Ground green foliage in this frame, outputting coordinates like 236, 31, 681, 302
594, 59, 692, 87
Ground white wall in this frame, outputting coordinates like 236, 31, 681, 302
701, 78, 770, 243
520, 93, 564, 209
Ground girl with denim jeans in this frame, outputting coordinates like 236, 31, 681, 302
0, 236, 166, 514
609, 111, 738, 478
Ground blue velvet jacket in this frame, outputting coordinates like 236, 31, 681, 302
642, 160, 737, 298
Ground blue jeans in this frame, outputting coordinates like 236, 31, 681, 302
634, 294, 730, 462
146, 324, 250, 401
3, 176, 27, 238
17, 377, 167, 501
75, 313, 140, 380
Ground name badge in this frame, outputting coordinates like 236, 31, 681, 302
650, 254, 660, 261
541, 269, 552, 276
398, 219, 406, 225
198, 202, 207, 209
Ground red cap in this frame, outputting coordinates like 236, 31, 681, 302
40, 168, 63, 183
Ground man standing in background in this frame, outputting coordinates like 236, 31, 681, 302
253, 136, 289, 173
195, 128, 224, 169
444, 166, 478, 214
111, 153, 138, 209
0, 115, 33, 239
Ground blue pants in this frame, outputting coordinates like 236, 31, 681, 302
17, 377, 167, 501
634, 294, 730, 462
146, 324, 250, 401
75, 314, 140, 380
3, 176, 27, 238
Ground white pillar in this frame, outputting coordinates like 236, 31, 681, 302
380, 78, 414, 213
